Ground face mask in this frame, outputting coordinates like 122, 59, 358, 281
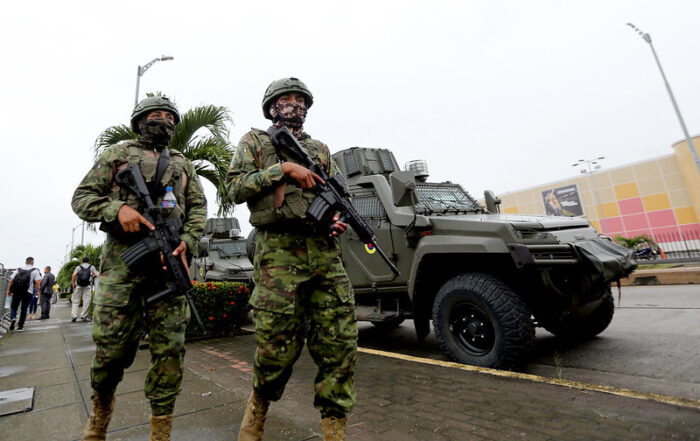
138, 118, 175, 149
270, 102, 307, 138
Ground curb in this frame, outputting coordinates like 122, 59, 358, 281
620, 267, 700, 286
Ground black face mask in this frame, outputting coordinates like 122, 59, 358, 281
138, 119, 175, 149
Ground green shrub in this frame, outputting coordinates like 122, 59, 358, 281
186, 281, 251, 339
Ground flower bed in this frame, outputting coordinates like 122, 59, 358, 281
186, 281, 251, 339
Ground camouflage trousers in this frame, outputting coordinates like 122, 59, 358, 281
90, 237, 190, 416
251, 230, 358, 418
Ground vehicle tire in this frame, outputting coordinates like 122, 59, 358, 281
543, 291, 614, 341
370, 317, 405, 330
432, 273, 535, 370
246, 229, 257, 264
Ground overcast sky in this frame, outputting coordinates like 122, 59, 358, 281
2, 1, 699, 271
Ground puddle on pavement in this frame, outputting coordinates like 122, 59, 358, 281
0, 366, 26, 378
0, 347, 40, 357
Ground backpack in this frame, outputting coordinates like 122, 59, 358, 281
11, 268, 35, 295
76, 266, 92, 287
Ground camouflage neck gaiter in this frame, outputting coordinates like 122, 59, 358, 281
138, 119, 175, 150
270, 102, 306, 139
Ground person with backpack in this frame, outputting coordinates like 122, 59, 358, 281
6, 257, 43, 331
71, 257, 99, 322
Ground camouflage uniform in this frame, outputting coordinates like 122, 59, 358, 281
72, 140, 206, 415
227, 128, 357, 418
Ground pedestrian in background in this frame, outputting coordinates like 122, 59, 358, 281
51, 282, 59, 304
71, 257, 98, 322
28, 285, 39, 320
39, 266, 56, 319
6, 257, 42, 331
228, 78, 356, 441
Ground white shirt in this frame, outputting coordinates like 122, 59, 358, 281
10, 265, 42, 294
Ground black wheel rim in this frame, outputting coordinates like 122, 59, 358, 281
448, 302, 495, 356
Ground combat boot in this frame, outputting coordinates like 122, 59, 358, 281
320, 416, 347, 441
81, 394, 115, 441
238, 390, 270, 441
150, 414, 173, 441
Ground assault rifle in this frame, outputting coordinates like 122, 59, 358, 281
114, 165, 206, 333
267, 126, 400, 276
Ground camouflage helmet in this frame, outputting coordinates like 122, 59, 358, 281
262, 77, 314, 120
130, 96, 181, 134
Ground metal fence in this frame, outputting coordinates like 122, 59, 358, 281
0, 264, 10, 317
652, 230, 700, 260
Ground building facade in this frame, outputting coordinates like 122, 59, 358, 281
499, 136, 700, 254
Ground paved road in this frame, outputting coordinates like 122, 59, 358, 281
2, 295, 699, 440
357, 284, 700, 400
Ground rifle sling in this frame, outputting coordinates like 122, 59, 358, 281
149, 147, 171, 197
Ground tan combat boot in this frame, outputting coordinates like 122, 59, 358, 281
150, 414, 173, 441
81, 394, 115, 441
238, 390, 270, 441
320, 416, 347, 441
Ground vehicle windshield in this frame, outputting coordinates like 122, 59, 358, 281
211, 240, 247, 258
415, 183, 483, 214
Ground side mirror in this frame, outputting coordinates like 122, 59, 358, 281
390, 171, 417, 207
484, 190, 501, 213
197, 238, 209, 257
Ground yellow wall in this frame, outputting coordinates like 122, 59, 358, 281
672, 136, 700, 227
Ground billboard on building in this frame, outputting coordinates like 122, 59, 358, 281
541, 184, 584, 217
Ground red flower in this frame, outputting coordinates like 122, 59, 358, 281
210, 286, 215, 290
208, 316, 214, 321
223, 314, 227, 318
230, 301, 235, 305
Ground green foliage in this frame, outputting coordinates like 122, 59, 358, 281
186, 281, 251, 339
613, 234, 657, 250
57, 244, 102, 289
93, 103, 235, 214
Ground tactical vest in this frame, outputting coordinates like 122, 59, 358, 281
247, 128, 323, 227
100, 141, 188, 235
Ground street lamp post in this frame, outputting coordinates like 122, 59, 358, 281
627, 24, 700, 173
573, 157, 608, 235
134, 55, 174, 106
71, 222, 82, 252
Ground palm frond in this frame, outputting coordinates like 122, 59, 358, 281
171, 105, 232, 152
93, 125, 137, 158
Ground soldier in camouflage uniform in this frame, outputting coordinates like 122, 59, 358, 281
72, 96, 207, 441
227, 78, 357, 441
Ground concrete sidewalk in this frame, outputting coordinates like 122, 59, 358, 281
0, 300, 698, 441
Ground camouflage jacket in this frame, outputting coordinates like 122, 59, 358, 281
226, 128, 341, 226
72, 140, 207, 253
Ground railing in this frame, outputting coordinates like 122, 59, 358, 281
0, 264, 9, 317
653, 230, 700, 260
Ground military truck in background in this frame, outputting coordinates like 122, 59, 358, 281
191, 218, 254, 285
330, 147, 636, 370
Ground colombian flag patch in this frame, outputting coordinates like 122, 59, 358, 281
364, 243, 376, 254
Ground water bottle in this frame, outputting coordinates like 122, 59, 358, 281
161, 186, 177, 211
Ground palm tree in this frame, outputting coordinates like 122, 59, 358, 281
94, 96, 235, 214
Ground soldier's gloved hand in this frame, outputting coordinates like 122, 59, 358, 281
329, 213, 347, 237
281, 162, 324, 189
117, 205, 155, 233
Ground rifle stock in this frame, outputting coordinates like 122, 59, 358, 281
267, 126, 400, 277
114, 165, 207, 333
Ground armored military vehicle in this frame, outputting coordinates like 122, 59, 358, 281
331, 147, 636, 369
191, 217, 254, 285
